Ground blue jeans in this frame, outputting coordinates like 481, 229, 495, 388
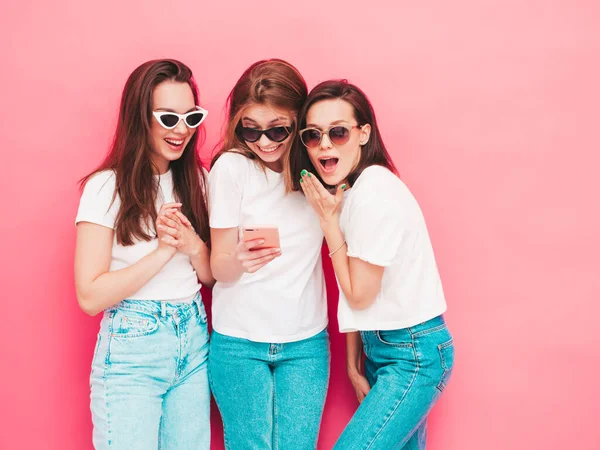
208, 329, 330, 450
334, 315, 455, 450
90, 295, 210, 449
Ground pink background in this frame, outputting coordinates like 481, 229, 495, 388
1, 1, 599, 448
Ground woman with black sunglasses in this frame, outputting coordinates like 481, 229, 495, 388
207, 59, 329, 449
74, 59, 214, 449
290, 80, 454, 450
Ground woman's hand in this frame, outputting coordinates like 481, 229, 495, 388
157, 205, 208, 258
156, 203, 182, 254
299, 170, 345, 225
234, 238, 281, 274
348, 368, 371, 403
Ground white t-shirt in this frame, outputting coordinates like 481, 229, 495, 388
338, 165, 447, 332
75, 169, 202, 301
208, 152, 327, 343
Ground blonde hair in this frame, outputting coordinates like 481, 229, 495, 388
211, 58, 307, 180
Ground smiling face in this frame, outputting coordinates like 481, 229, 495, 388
303, 99, 371, 186
149, 80, 197, 174
239, 103, 294, 173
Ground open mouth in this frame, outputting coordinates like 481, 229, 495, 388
164, 138, 185, 150
318, 157, 339, 173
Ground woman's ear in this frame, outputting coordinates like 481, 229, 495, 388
359, 124, 371, 146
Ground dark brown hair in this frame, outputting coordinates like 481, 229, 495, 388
80, 59, 209, 245
288, 79, 398, 191
211, 59, 307, 169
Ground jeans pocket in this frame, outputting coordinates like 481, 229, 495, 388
111, 309, 159, 338
89, 333, 102, 389
437, 338, 455, 392
376, 330, 413, 348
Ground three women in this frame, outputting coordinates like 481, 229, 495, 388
75, 59, 453, 450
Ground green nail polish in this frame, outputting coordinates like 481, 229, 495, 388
300, 178, 303, 183
341, 184, 347, 190
308, 173, 312, 178
301, 169, 307, 177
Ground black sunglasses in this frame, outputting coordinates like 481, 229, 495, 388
236, 125, 293, 143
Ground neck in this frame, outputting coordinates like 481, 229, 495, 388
152, 158, 170, 175
265, 160, 283, 173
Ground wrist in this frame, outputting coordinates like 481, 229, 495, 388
156, 245, 177, 259
347, 363, 362, 378
189, 245, 207, 260
189, 236, 208, 258
320, 216, 340, 232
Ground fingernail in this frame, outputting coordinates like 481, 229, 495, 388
341, 184, 347, 190
301, 169, 307, 177
299, 178, 303, 183
308, 173, 312, 178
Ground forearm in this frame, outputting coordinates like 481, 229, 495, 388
190, 248, 215, 288
321, 218, 380, 309
321, 219, 358, 304
346, 331, 364, 375
76, 247, 176, 316
210, 252, 244, 283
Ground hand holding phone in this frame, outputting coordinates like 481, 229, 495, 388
234, 225, 282, 274
242, 225, 281, 251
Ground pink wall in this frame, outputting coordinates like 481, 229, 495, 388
1, 1, 599, 448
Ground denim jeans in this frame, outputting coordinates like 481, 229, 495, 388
334, 315, 455, 450
208, 329, 330, 450
90, 294, 210, 449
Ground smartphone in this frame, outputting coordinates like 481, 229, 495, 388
242, 225, 281, 250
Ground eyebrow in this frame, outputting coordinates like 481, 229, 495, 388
155, 107, 197, 113
242, 116, 289, 126
305, 119, 350, 129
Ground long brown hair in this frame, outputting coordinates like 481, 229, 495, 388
288, 79, 398, 192
80, 59, 210, 245
211, 59, 307, 170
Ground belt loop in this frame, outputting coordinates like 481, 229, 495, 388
161, 302, 166, 318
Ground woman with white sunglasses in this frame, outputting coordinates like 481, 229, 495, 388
74, 59, 214, 449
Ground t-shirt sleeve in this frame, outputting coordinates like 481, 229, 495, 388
344, 175, 409, 267
75, 171, 119, 229
208, 153, 246, 229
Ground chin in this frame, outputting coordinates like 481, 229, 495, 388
319, 172, 345, 187
161, 155, 181, 164
163, 148, 186, 160
260, 152, 282, 163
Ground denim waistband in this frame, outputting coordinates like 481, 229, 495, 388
107, 292, 203, 318
405, 315, 446, 337
361, 315, 447, 341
